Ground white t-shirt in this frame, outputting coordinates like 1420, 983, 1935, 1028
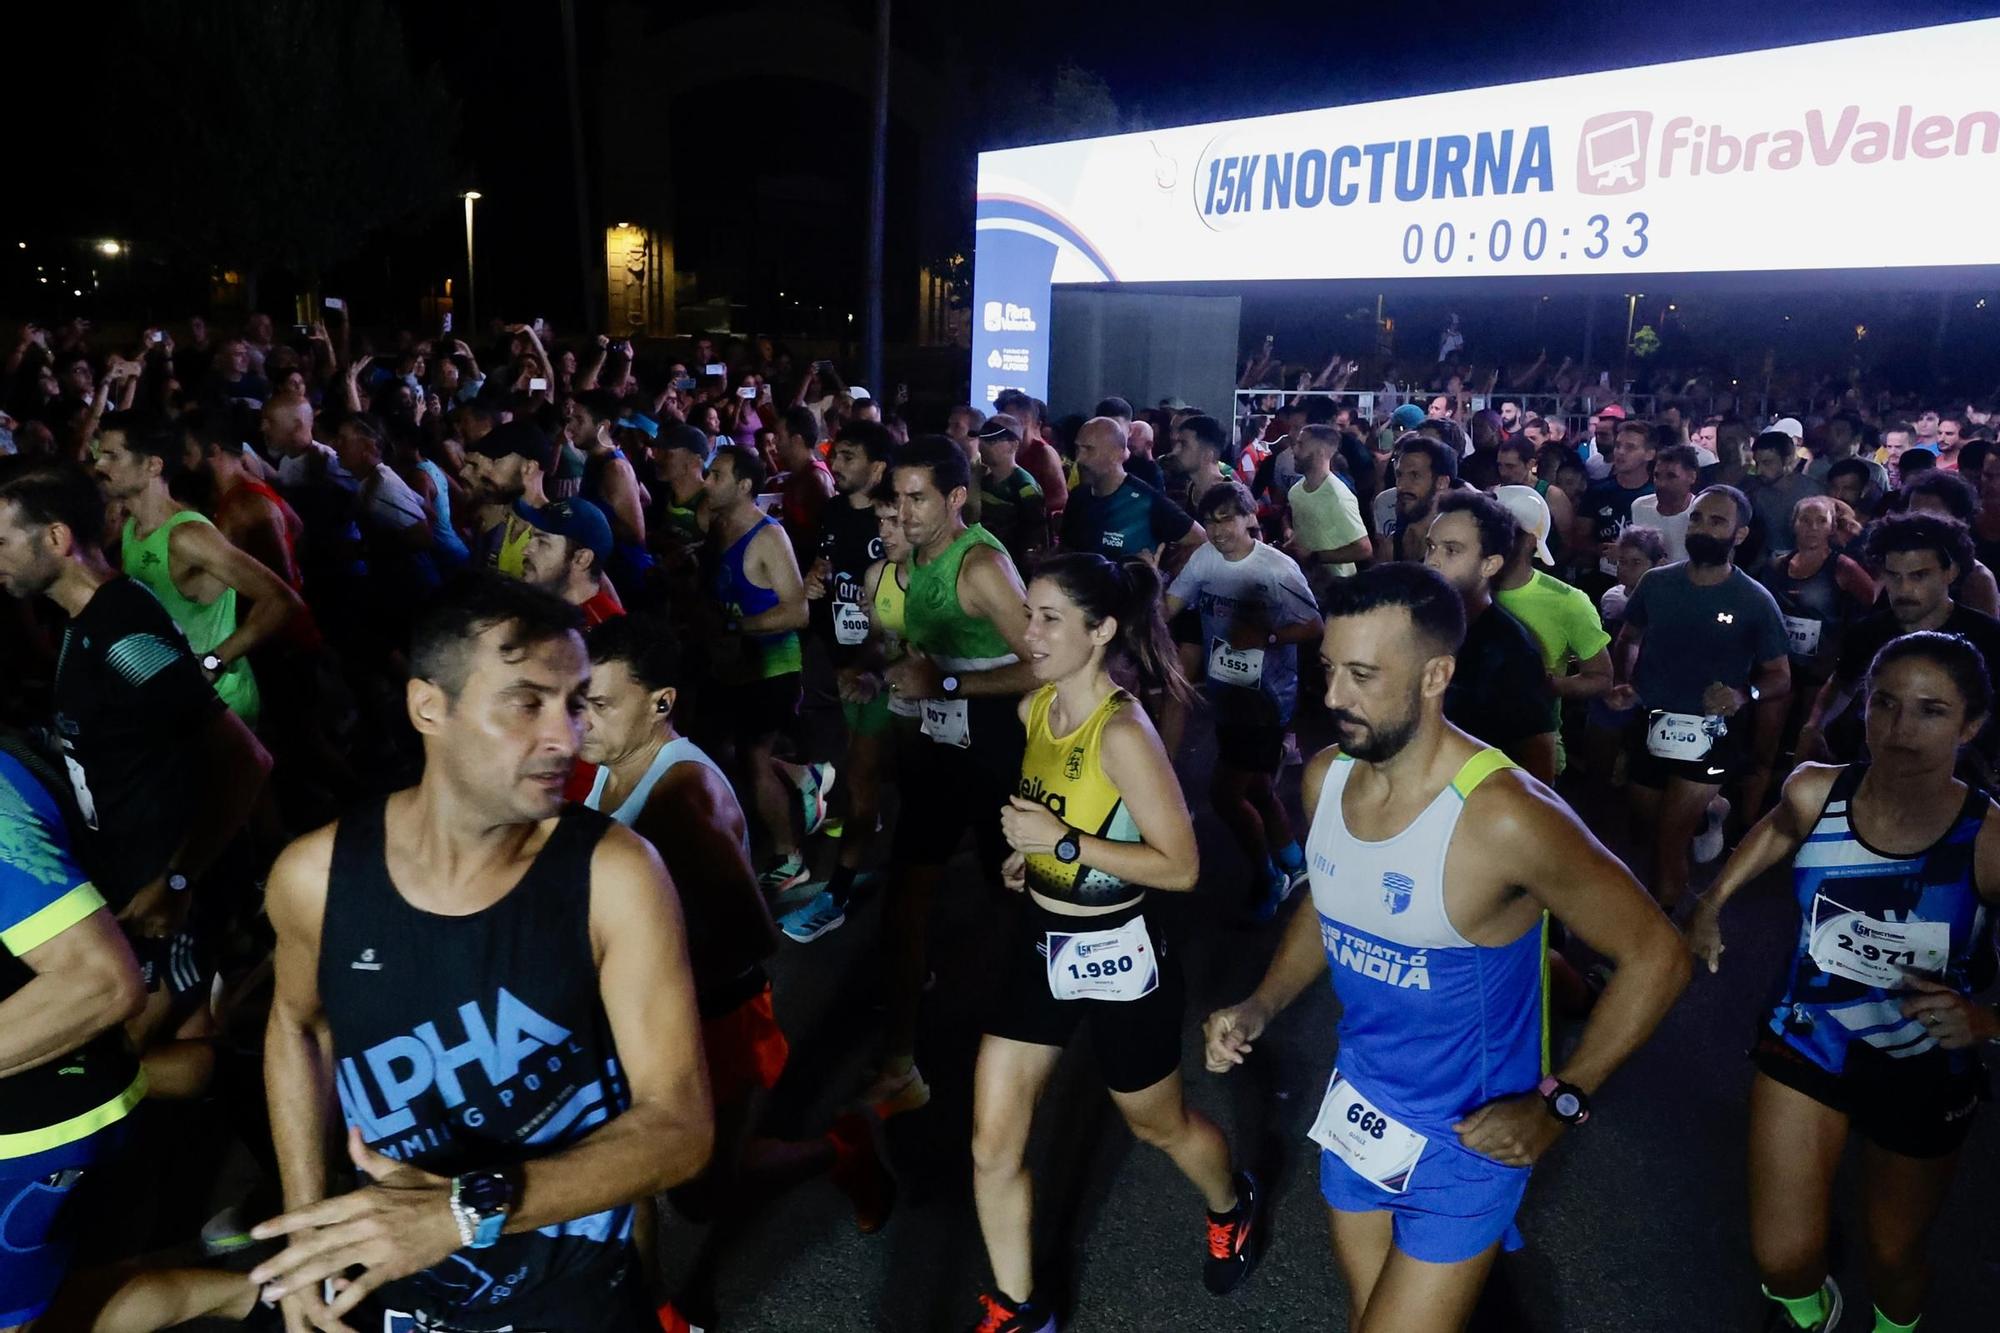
361, 463, 429, 531
276, 440, 358, 492
1628, 492, 1691, 562
1168, 540, 1319, 722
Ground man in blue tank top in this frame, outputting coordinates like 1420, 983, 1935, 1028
1205, 564, 1689, 1332
250, 576, 713, 1333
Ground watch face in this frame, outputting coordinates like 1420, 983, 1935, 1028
941, 675, 960, 695
202, 655, 223, 671
1055, 837, 1079, 863
1555, 1092, 1582, 1119
459, 1171, 513, 1214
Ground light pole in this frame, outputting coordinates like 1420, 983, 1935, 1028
461, 191, 482, 334
1622, 291, 1643, 383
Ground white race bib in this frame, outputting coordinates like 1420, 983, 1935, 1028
1782, 614, 1823, 657
1645, 710, 1722, 761
834, 600, 870, 645
1307, 1071, 1427, 1194
1808, 893, 1951, 989
1208, 637, 1265, 689
1045, 914, 1160, 1002
920, 697, 970, 748
62, 749, 99, 831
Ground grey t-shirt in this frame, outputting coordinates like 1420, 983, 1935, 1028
1623, 562, 1789, 716
1168, 540, 1319, 725
1744, 471, 1825, 551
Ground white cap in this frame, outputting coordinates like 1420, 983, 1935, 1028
848, 385, 873, 402
1493, 484, 1555, 564
1771, 416, 1804, 441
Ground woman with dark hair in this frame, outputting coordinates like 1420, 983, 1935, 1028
966, 553, 1263, 1333
1690, 631, 2000, 1333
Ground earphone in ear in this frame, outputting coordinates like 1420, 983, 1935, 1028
655, 699, 670, 714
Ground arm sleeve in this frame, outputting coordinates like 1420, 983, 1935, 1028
1326, 482, 1367, 548
0, 769, 99, 958
1621, 568, 1654, 630
1562, 587, 1613, 660
1489, 631, 1558, 741
1166, 546, 1207, 606
1271, 554, 1321, 628
1748, 583, 1793, 663
1150, 486, 1195, 544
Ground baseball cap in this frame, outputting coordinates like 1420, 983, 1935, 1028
1390, 404, 1427, 431
520, 496, 613, 561
617, 409, 660, 439
1493, 485, 1555, 565
658, 422, 711, 459
1593, 403, 1627, 421
1771, 416, 1804, 441
848, 386, 873, 402
472, 419, 556, 471
975, 413, 1022, 442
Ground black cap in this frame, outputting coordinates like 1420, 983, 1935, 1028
471, 419, 556, 472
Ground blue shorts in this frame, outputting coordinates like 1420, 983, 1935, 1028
0, 1122, 129, 1326
1318, 1134, 1529, 1265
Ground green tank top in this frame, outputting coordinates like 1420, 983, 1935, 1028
905, 523, 1017, 669
120, 510, 260, 722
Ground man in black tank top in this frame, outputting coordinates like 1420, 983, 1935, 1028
250, 576, 712, 1333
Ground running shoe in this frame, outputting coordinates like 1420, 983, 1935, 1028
967, 1291, 1054, 1333
800, 761, 837, 837
758, 853, 810, 896
1249, 866, 1294, 923
779, 890, 847, 943
200, 1203, 258, 1256
1761, 1276, 1842, 1332
858, 1062, 932, 1118
827, 1111, 896, 1233
1203, 1170, 1265, 1295
1693, 796, 1731, 863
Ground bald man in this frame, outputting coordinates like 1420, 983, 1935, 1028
1126, 417, 1167, 492
1060, 416, 1205, 568
262, 396, 355, 491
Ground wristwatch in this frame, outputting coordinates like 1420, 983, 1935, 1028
166, 872, 189, 894
449, 1169, 516, 1249
1537, 1075, 1591, 1125
1053, 832, 1082, 864
200, 653, 224, 675
939, 674, 962, 698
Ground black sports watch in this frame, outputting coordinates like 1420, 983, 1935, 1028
1053, 832, 1081, 864
450, 1169, 517, 1250
200, 653, 224, 676
1537, 1076, 1591, 1125
939, 674, 962, 698
166, 872, 189, 894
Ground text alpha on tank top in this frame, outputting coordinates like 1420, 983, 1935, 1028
318, 799, 632, 1315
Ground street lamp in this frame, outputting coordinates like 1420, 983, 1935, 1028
460, 191, 482, 333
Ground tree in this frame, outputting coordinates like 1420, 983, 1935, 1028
127, 0, 460, 305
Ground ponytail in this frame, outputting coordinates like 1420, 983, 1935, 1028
1035, 553, 1194, 704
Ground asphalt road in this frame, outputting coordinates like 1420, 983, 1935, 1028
653, 708, 2000, 1333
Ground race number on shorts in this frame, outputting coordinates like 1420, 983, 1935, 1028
1308, 1070, 1428, 1194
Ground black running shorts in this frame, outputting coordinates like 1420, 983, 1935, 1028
984, 895, 1186, 1094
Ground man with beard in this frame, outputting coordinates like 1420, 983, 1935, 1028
1423, 491, 1556, 783
519, 496, 626, 627
466, 419, 556, 578
1385, 434, 1457, 564
1798, 512, 2000, 772
1609, 487, 1791, 912
1203, 563, 1687, 1333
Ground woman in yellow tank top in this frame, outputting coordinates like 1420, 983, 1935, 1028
964, 554, 1267, 1333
